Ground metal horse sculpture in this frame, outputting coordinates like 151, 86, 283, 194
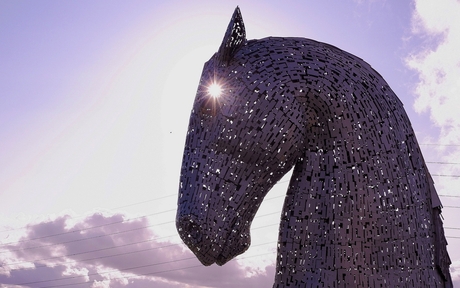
176, 7, 452, 287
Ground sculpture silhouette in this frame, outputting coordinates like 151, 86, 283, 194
176, 7, 452, 287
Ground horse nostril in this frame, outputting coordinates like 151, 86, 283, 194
177, 217, 203, 246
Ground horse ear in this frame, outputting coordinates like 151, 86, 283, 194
217, 6, 246, 64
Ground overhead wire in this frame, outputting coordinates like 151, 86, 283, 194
420, 143, 460, 147
4, 201, 459, 270
439, 194, 460, 198
0, 194, 177, 234
12, 242, 277, 287
2, 156, 460, 236
2, 210, 460, 286
41, 249, 279, 288
0, 210, 282, 268
2, 202, 459, 258
1, 190, 459, 256
3, 206, 460, 276
426, 161, 460, 165
13, 220, 460, 288
1, 159, 459, 236
0, 208, 177, 247
10, 230, 460, 287
1, 151, 460, 286
2, 234, 179, 268
0, 182, 289, 235
2, 176, 459, 248
0, 193, 286, 251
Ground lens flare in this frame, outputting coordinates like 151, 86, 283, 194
208, 83, 222, 98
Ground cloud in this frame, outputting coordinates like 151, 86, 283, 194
405, 0, 460, 276
450, 260, 460, 287
405, 0, 460, 191
406, 0, 460, 137
405, 0, 460, 189
0, 211, 275, 287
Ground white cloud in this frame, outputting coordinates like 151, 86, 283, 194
405, 0, 460, 276
405, 0, 460, 188
407, 2, 460, 175
406, 0, 460, 136
0, 211, 275, 287
450, 260, 460, 287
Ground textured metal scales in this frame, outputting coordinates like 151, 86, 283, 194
176, 7, 452, 287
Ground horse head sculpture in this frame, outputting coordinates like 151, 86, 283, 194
176, 7, 452, 287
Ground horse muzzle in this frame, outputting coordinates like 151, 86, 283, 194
176, 213, 251, 266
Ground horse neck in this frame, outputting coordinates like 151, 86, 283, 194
272, 69, 443, 286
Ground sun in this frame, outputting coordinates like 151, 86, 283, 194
207, 83, 223, 99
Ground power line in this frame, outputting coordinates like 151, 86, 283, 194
2, 198, 460, 253
0, 174, 458, 285
0, 208, 176, 247
2, 178, 458, 249
420, 143, 460, 147
2, 204, 459, 260
0, 194, 177, 234
0, 192, 286, 249
6, 171, 457, 250
3, 212, 459, 273
15, 255, 197, 287
39, 263, 206, 288
42, 249, 278, 288
0, 219, 172, 255
426, 161, 460, 165
1, 164, 458, 237
0, 181, 289, 235
432, 174, 460, 178
1, 211, 282, 268
0, 147, 458, 285
439, 194, 460, 198
11, 231, 460, 288
13, 242, 276, 287
3, 158, 457, 237
2, 234, 179, 268
1, 209, 282, 268
2, 216, 459, 286
111, 194, 177, 210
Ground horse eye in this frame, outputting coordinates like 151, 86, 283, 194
196, 82, 225, 117
207, 83, 223, 99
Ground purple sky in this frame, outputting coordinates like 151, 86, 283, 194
1, 0, 459, 287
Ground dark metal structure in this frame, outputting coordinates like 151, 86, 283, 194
176, 7, 452, 287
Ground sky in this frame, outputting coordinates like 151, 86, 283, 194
0, 0, 459, 287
